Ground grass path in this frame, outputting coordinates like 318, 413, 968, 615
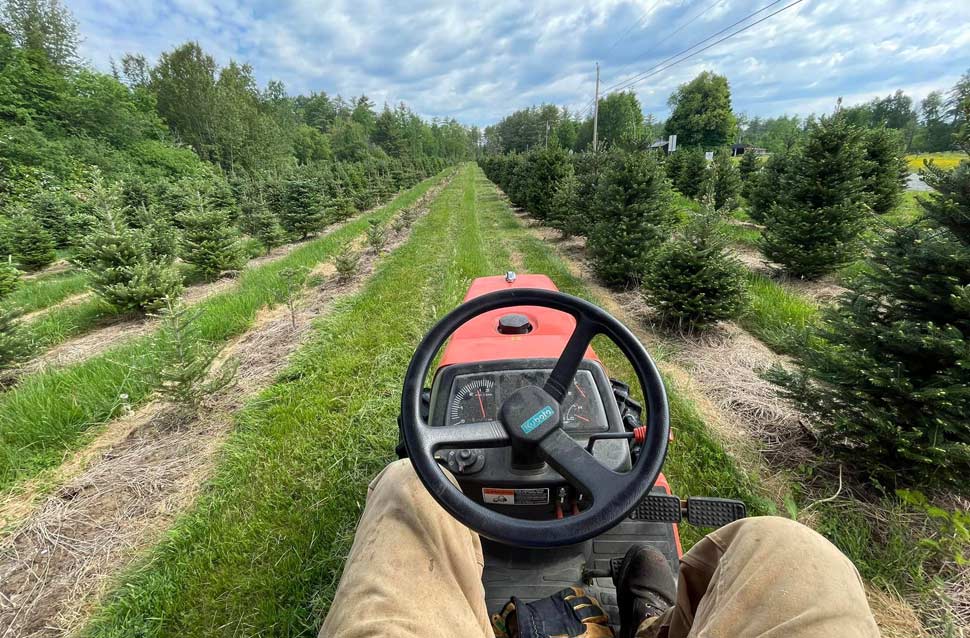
81, 165, 768, 637
0, 172, 448, 497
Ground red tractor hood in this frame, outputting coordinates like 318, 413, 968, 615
438, 274, 598, 369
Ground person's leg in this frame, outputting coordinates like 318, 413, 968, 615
319, 459, 492, 638
637, 516, 879, 638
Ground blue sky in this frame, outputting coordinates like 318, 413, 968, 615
70, 0, 970, 127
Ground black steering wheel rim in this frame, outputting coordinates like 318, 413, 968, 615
400, 288, 669, 548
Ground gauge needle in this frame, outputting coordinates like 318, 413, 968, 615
575, 414, 591, 423
476, 390, 486, 418
574, 381, 587, 399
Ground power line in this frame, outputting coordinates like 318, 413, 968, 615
600, 0, 787, 96
604, 1, 661, 53
605, 0, 806, 96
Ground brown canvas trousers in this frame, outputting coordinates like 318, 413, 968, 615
320, 460, 878, 638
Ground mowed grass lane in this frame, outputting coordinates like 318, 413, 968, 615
85, 165, 769, 637
0, 171, 447, 494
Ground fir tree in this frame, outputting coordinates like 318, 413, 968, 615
665, 148, 707, 199
642, 202, 747, 330
760, 114, 869, 278
746, 152, 789, 223
548, 170, 585, 239
31, 189, 75, 247
770, 161, 970, 487
179, 196, 246, 280
278, 177, 325, 239
10, 211, 56, 271
588, 151, 677, 287
861, 127, 908, 215
708, 149, 742, 211
0, 306, 32, 370
73, 193, 182, 313
737, 151, 759, 202
521, 147, 571, 221
239, 199, 285, 253
0, 260, 21, 299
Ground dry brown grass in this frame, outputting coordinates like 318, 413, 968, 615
0, 184, 448, 638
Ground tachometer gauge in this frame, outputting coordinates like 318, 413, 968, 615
561, 374, 600, 430
449, 378, 497, 425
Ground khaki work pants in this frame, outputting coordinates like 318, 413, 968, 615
320, 459, 878, 638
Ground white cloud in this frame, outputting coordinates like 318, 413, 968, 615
70, 0, 970, 126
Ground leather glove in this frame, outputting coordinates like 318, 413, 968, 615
492, 587, 614, 638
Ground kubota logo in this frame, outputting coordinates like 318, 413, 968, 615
520, 406, 554, 434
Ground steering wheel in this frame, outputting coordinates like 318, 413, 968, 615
400, 288, 670, 548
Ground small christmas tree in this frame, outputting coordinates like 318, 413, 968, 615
521, 147, 571, 221
73, 189, 182, 314
738, 151, 759, 199
278, 177, 326, 239
708, 149, 742, 211
0, 260, 22, 299
861, 127, 908, 215
746, 152, 789, 223
31, 190, 75, 247
239, 199, 286, 253
771, 160, 970, 487
548, 170, 585, 239
179, 196, 246, 281
760, 114, 868, 278
10, 211, 56, 271
642, 187, 747, 329
665, 148, 707, 199
588, 151, 677, 287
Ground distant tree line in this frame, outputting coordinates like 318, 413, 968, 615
484, 69, 970, 156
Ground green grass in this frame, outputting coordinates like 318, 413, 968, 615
82, 165, 774, 637
0, 172, 446, 495
737, 272, 819, 355
3, 269, 88, 314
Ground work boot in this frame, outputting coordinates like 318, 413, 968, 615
614, 544, 677, 638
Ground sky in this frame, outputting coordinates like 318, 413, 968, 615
70, 0, 970, 128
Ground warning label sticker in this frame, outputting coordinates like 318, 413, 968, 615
482, 487, 550, 506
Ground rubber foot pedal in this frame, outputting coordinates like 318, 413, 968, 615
686, 497, 746, 528
629, 494, 682, 523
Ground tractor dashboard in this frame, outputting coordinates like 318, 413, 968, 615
428, 358, 632, 520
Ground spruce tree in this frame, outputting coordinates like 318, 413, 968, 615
861, 127, 908, 215
0, 260, 22, 299
549, 170, 585, 239
708, 149, 742, 211
521, 147, 570, 220
73, 191, 182, 314
179, 196, 246, 280
587, 151, 677, 287
642, 202, 747, 329
760, 114, 868, 278
771, 161, 970, 487
737, 151, 759, 202
10, 212, 56, 271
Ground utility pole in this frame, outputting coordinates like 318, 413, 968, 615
592, 62, 600, 153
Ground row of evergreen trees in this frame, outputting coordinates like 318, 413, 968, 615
481, 123, 969, 487
480, 147, 748, 329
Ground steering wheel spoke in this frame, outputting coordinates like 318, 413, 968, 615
537, 427, 624, 502
543, 316, 599, 404
418, 420, 509, 454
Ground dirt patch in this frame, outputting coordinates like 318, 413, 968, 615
733, 244, 847, 303
21, 261, 71, 281
0, 177, 451, 638
20, 291, 93, 323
